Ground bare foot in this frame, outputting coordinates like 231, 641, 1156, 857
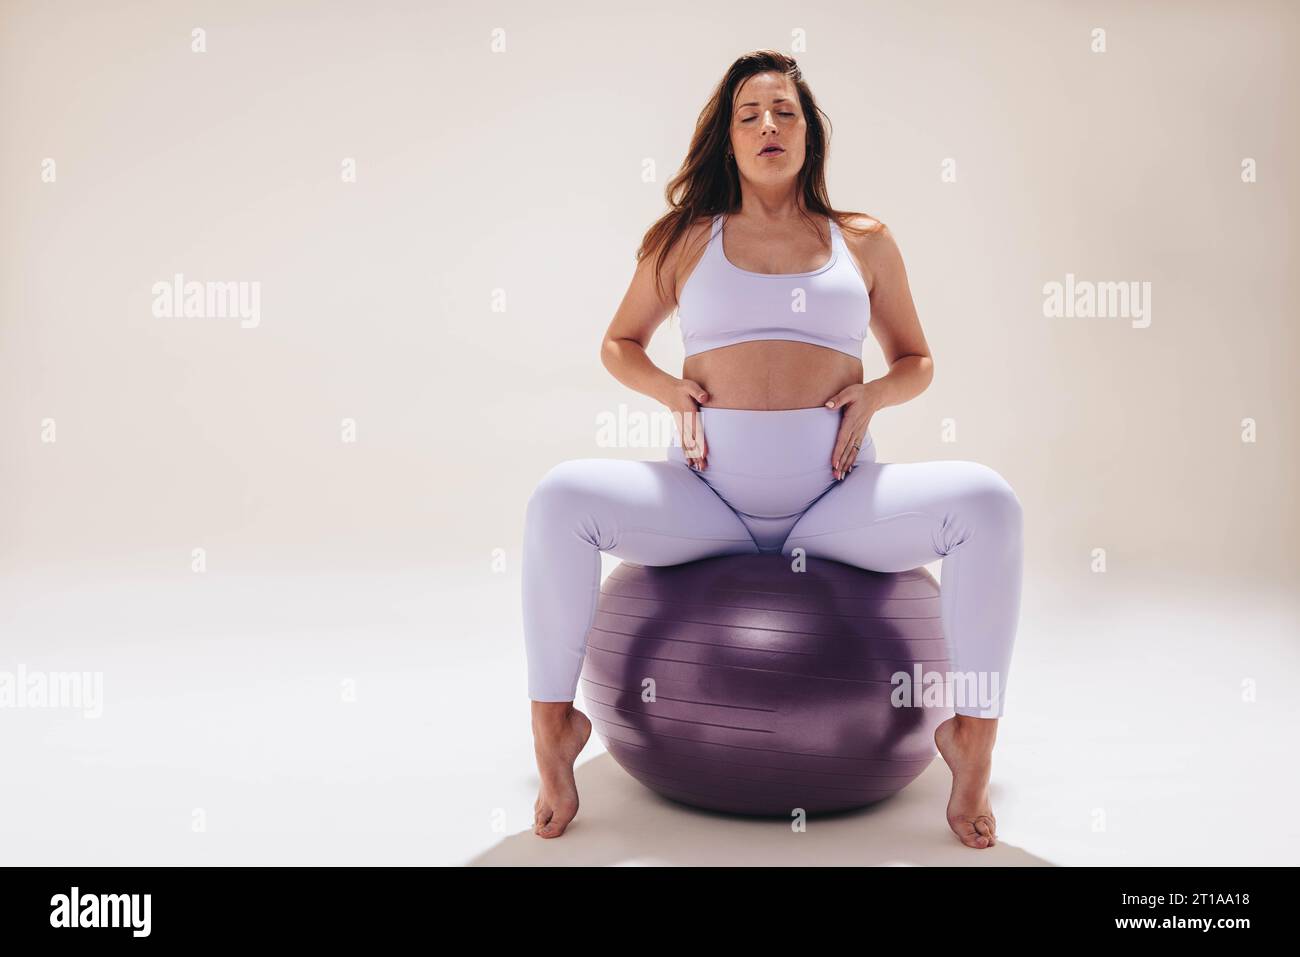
933, 715, 998, 849
531, 702, 592, 839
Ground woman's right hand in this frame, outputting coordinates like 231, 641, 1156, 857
663, 377, 710, 470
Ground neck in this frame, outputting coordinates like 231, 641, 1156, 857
735, 187, 806, 224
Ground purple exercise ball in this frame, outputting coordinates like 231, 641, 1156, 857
579, 554, 953, 817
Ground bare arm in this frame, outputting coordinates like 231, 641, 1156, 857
857, 222, 934, 413
598, 245, 684, 407
826, 220, 935, 478
598, 222, 713, 467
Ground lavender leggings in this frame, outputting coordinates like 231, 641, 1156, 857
522, 406, 1023, 717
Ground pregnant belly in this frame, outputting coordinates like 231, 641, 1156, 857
681, 340, 865, 410
666, 405, 853, 552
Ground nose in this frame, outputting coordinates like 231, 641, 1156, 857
762, 110, 778, 132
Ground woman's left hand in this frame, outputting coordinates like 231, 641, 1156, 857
825, 382, 881, 481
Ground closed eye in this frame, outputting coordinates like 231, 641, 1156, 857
741, 112, 796, 122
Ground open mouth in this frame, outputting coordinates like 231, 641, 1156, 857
758, 144, 785, 157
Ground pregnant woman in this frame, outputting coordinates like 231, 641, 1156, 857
523, 51, 1024, 848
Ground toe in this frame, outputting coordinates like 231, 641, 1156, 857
539, 799, 578, 839
952, 818, 990, 848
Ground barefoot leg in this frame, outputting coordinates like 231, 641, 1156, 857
522, 457, 758, 837
531, 701, 592, 839
934, 714, 999, 849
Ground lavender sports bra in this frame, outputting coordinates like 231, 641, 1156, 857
678, 213, 871, 359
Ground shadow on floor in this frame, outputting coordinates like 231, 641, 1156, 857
469, 753, 1054, 866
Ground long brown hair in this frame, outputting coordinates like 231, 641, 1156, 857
638, 50, 884, 303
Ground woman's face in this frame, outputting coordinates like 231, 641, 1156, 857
729, 71, 806, 184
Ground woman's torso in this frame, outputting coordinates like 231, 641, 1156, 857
674, 213, 870, 410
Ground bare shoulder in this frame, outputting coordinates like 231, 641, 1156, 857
664, 214, 718, 304
838, 212, 893, 251
837, 214, 889, 291
680, 213, 718, 258
837, 213, 896, 292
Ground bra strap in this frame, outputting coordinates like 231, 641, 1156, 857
827, 215, 844, 250
706, 213, 725, 259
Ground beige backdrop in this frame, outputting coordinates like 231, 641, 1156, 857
2, 0, 1297, 587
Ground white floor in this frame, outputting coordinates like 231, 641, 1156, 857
1, 556, 1295, 866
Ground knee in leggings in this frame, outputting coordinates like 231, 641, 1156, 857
929, 464, 1021, 557
528, 460, 577, 504
526, 460, 594, 517
525, 460, 613, 546
961, 463, 1023, 531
